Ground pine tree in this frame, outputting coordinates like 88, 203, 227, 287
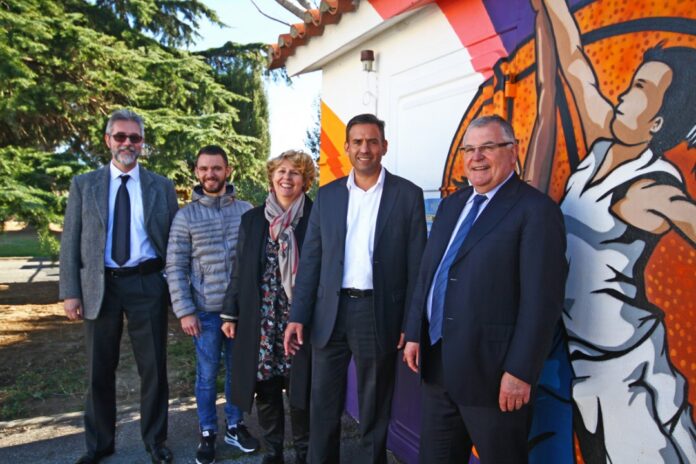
0, 0, 272, 255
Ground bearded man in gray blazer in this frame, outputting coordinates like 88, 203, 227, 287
59, 109, 178, 464
284, 113, 427, 464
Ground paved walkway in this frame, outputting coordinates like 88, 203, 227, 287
0, 257, 59, 284
0, 258, 402, 463
0, 397, 372, 463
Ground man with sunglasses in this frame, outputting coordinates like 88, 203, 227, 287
403, 115, 567, 463
60, 109, 178, 464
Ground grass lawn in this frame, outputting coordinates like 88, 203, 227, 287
0, 221, 61, 258
0, 230, 45, 257
0, 281, 196, 421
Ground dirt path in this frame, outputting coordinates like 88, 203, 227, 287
0, 281, 193, 421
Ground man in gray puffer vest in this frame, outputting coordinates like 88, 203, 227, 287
166, 145, 258, 464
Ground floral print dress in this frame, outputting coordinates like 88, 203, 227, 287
257, 235, 292, 381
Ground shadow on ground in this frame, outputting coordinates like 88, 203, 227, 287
0, 399, 374, 464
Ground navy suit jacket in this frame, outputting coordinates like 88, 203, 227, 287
290, 170, 427, 353
405, 175, 567, 407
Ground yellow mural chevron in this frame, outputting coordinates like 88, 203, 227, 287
319, 101, 351, 185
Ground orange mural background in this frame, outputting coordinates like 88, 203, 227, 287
318, 100, 349, 186
442, 0, 696, 422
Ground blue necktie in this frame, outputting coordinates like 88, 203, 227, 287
429, 194, 486, 345
112, 175, 131, 266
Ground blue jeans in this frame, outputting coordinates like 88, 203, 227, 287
193, 310, 242, 432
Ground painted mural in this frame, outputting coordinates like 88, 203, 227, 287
442, 1, 696, 462
303, 0, 695, 461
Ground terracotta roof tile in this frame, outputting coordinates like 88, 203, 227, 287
267, 0, 357, 70
303, 8, 322, 26
290, 23, 306, 38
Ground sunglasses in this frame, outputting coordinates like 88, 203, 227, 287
109, 132, 143, 144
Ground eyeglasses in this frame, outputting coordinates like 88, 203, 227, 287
109, 132, 143, 144
459, 141, 516, 155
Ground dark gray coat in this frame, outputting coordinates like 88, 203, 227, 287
290, 170, 427, 354
59, 164, 178, 319
222, 198, 313, 411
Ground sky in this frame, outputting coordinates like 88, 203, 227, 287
193, 0, 321, 157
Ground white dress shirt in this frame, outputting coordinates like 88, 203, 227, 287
426, 172, 514, 320
341, 168, 386, 289
104, 162, 157, 268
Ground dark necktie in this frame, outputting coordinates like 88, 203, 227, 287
429, 194, 487, 345
112, 175, 131, 266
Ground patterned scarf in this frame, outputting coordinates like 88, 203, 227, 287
264, 192, 305, 302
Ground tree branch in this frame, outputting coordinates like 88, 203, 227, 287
249, 0, 291, 26
273, 0, 306, 20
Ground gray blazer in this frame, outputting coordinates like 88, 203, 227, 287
290, 170, 427, 353
59, 164, 178, 319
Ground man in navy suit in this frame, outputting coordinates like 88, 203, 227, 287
403, 115, 567, 463
285, 113, 427, 464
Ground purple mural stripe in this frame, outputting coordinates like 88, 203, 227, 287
482, 0, 587, 53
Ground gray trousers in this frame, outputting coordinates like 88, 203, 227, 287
309, 295, 397, 464
83, 271, 169, 454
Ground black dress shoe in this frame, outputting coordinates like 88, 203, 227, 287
74, 447, 114, 464
145, 443, 173, 463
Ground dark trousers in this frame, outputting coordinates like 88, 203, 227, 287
255, 376, 309, 462
419, 342, 531, 464
83, 272, 169, 454
309, 295, 397, 464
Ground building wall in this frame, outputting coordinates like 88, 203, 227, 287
301, 1, 696, 463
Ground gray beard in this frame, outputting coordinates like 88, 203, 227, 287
114, 149, 139, 167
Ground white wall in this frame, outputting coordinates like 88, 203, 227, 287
319, 4, 484, 195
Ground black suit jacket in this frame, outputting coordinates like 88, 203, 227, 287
291, 170, 427, 353
405, 175, 567, 407
223, 197, 313, 412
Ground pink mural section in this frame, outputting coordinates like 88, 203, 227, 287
437, 0, 506, 76
368, 0, 506, 77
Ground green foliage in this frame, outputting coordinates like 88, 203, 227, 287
196, 42, 279, 205
0, 0, 274, 249
94, 0, 221, 47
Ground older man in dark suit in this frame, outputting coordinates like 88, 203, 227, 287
284, 113, 427, 464
403, 115, 567, 464
59, 109, 178, 464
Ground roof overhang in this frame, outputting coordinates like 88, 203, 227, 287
267, 0, 434, 75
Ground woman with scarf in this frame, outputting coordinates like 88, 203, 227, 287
221, 150, 316, 464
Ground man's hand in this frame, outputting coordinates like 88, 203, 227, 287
64, 298, 83, 320
180, 314, 201, 337
221, 321, 236, 339
397, 332, 406, 350
499, 372, 531, 412
284, 322, 304, 356
403, 342, 420, 373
